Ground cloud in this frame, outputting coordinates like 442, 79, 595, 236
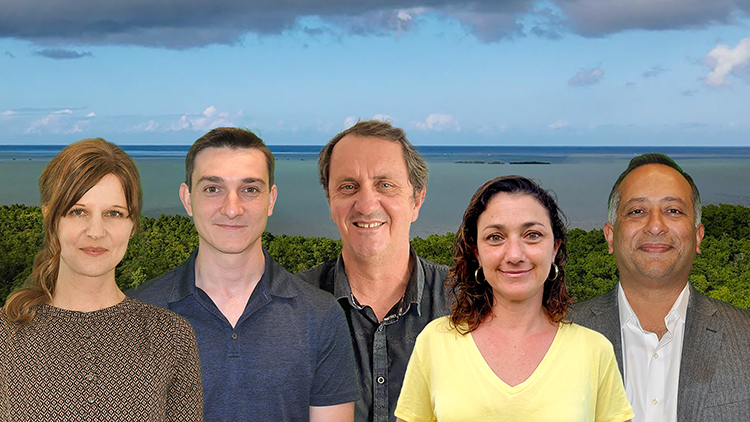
704, 37, 750, 86
557, 0, 749, 37
642, 66, 666, 78
413, 114, 460, 131
128, 119, 160, 132
2, 1, 747, 48
86, 112, 97, 118
34, 48, 93, 59
1, 109, 17, 117
568, 67, 604, 87
549, 119, 570, 130
170, 106, 237, 131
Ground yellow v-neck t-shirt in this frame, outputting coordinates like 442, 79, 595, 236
395, 316, 633, 422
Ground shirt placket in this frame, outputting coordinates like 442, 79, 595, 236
372, 314, 398, 422
645, 318, 675, 421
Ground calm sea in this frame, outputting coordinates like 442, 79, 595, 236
2, 145, 749, 238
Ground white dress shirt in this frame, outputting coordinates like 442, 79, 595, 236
618, 283, 690, 422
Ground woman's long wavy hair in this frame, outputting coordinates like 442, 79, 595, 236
3, 138, 142, 326
447, 176, 571, 334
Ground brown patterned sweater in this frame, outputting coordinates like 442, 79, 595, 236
0, 297, 203, 421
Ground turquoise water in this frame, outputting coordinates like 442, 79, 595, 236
2, 147, 749, 238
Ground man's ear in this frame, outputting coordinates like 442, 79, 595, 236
695, 223, 705, 254
411, 188, 426, 223
179, 183, 194, 217
267, 185, 278, 217
603, 222, 615, 254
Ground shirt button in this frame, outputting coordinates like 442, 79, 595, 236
87, 396, 96, 404
232, 333, 238, 340
652, 399, 658, 405
377, 376, 385, 384
378, 326, 384, 332
654, 353, 659, 359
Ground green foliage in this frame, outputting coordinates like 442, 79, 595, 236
1, 203, 749, 310
411, 233, 455, 266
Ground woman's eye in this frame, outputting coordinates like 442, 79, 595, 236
527, 232, 540, 239
68, 209, 85, 216
488, 234, 502, 242
106, 210, 124, 218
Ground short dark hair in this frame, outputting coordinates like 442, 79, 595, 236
608, 153, 701, 226
318, 120, 428, 199
448, 176, 571, 333
185, 127, 275, 190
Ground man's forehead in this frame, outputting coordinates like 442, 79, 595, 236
619, 164, 692, 203
193, 146, 269, 182
330, 136, 407, 171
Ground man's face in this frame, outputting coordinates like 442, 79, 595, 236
327, 135, 424, 261
604, 164, 704, 286
180, 147, 276, 257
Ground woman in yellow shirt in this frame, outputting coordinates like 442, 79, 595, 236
395, 176, 633, 422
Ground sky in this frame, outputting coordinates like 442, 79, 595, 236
1, 0, 749, 146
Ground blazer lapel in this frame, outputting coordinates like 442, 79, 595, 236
677, 284, 723, 422
580, 287, 624, 375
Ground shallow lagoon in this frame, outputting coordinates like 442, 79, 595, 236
2, 147, 749, 238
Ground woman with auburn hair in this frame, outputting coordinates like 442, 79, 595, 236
1, 138, 202, 421
395, 176, 633, 421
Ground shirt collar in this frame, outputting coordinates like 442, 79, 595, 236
617, 282, 690, 331
166, 247, 296, 303
332, 247, 425, 317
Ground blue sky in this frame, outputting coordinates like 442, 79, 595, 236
1, 1, 749, 146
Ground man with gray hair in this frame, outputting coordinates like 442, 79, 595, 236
298, 120, 449, 422
574, 153, 750, 422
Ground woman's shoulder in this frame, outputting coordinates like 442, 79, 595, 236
126, 297, 195, 339
562, 322, 617, 354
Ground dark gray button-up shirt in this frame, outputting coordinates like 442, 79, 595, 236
298, 250, 450, 422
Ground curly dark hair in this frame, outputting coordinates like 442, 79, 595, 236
447, 175, 571, 334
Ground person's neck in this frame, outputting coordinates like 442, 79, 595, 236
194, 243, 266, 300
484, 296, 554, 335
620, 277, 688, 338
342, 244, 413, 322
53, 271, 125, 312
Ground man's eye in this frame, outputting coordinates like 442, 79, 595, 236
341, 184, 354, 190
667, 209, 682, 214
205, 186, 218, 193
244, 187, 259, 193
628, 209, 643, 215
380, 182, 392, 188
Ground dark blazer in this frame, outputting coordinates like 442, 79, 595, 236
573, 283, 750, 422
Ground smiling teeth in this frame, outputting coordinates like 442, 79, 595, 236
355, 222, 384, 228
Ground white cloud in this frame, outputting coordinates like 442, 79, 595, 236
170, 106, 237, 131
549, 119, 570, 130
343, 116, 358, 129
128, 119, 160, 132
568, 67, 604, 87
1, 110, 16, 118
86, 111, 97, 118
704, 37, 750, 86
52, 109, 74, 115
413, 114, 461, 132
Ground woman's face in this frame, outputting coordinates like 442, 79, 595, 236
475, 192, 559, 305
56, 173, 134, 283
